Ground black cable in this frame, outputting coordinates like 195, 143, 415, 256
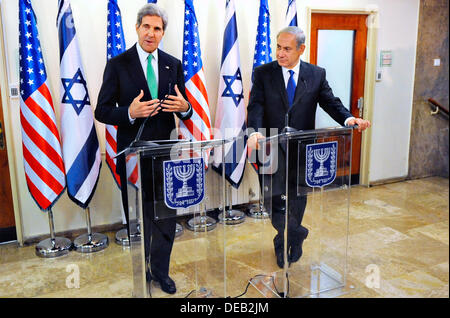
184, 289, 196, 298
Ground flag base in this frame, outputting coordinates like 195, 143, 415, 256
175, 222, 184, 238
218, 209, 246, 225
115, 224, 141, 246
35, 237, 72, 258
247, 203, 270, 219
186, 215, 217, 232
74, 233, 109, 253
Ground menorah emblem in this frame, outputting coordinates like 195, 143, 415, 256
313, 148, 331, 178
305, 141, 337, 188
174, 164, 195, 198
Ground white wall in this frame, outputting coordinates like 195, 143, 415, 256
0, 0, 420, 241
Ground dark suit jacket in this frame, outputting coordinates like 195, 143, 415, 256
95, 44, 193, 165
248, 60, 351, 134
248, 60, 352, 197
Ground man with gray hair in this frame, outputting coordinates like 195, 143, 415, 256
95, 3, 192, 294
247, 26, 370, 268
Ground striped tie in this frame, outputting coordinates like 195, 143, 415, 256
147, 54, 158, 99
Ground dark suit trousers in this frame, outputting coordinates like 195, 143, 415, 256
261, 139, 309, 254
119, 157, 175, 279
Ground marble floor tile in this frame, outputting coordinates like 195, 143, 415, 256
0, 177, 448, 298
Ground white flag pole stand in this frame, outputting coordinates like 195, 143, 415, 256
35, 209, 72, 258
73, 207, 109, 253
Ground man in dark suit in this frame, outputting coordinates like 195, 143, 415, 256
247, 26, 370, 268
95, 3, 192, 294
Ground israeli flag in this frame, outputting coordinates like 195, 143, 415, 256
57, 0, 101, 208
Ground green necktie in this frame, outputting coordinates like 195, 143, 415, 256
147, 54, 158, 99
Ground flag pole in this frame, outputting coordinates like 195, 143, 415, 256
218, 183, 245, 225
115, 188, 142, 246
73, 207, 109, 253
248, 180, 270, 219
35, 209, 72, 258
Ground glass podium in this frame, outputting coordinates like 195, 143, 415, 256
125, 138, 229, 298
249, 127, 353, 298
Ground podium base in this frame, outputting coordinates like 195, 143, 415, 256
218, 209, 246, 225
247, 204, 270, 219
115, 224, 141, 246
250, 274, 283, 298
186, 215, 217, 232
35, 237, 72, 258
74, 233, 109, 253
175, 222, 184, 237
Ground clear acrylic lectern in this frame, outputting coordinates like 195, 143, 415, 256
249, 127, 353, 298
125, 139, 229, 298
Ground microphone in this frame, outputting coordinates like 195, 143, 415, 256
133, 81, 172, 145
282, 78, 306, 134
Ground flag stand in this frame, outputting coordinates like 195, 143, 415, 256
175, 222, 184, 238
35, 209, 72, 258
115, 189, 141, 246
74, 207, 109, 253
248, 181, 269, 219
186, 203, 217, 232
218, 184, 246, 225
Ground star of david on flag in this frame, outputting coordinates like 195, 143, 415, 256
286, 0, 298, 26
213, 0, 247, 188
18, 0, 66, 211
179, 0, 212, 147
57, 0, 101, 209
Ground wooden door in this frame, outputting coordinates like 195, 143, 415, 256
0, 88, 16, 243
310, 13, 368, 182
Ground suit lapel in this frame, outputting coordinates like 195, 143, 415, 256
157, 49, 172, 99
125, 44, 151, 99
272, 62, 290, 111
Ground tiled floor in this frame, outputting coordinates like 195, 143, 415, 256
0, 177, 448, 298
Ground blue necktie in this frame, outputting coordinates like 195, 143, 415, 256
287, 70, 296, 107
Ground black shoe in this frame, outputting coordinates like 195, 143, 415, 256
288, 228, 309, 264
276, 250, 285, 269
153, 275, 177, 294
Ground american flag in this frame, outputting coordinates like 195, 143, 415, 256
179, 0, 212, 144
249, 0, 272, 171
18, 0, 66, 211
286, 0, 298, 26
213, 0, 247, 188
252, 0, 272, 78
105, 0, 125, 188
57, 0, 101, 209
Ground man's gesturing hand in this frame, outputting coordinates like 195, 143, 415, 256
129, 90, 160, 119
161, 84, 189, 113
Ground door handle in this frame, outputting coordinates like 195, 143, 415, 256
357, 97, 364, 117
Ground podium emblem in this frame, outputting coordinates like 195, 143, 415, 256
306, 141, 337, 187
164, 157, 205, 209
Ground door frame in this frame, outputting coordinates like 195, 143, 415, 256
0, 3, 23, 244
305, 6, 379, 186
